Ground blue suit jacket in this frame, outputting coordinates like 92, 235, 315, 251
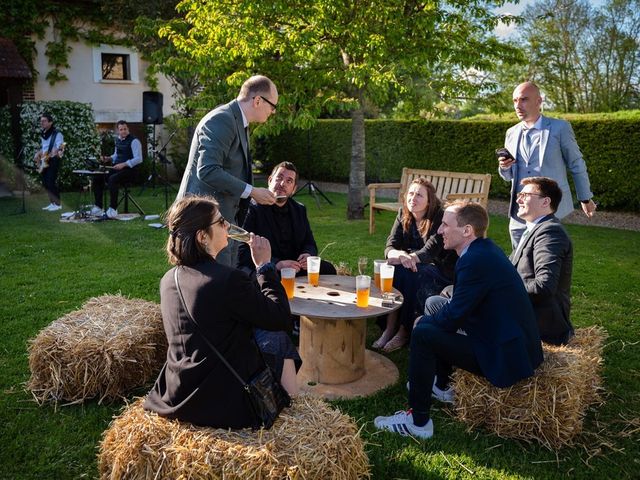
426, 238, 543, 387
177, 100, 251, 223
499, 115, 593, 220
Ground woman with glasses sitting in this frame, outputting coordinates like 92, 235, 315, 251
144, 195, 299, 428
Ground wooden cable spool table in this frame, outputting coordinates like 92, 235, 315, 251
289, 275, 403, 399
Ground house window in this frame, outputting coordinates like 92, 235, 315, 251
101, 53, 130, 80
92, 45, 139, 83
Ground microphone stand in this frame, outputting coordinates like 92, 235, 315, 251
139, 128, 177, 210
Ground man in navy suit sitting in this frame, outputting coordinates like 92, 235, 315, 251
374, 201, 543, 439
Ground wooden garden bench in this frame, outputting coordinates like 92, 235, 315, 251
367, 168, 492, 234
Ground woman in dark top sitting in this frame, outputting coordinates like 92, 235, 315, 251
373, 178, 458, 352
144, 195, 298, 428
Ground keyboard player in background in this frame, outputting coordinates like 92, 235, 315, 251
91, 120, 142, 218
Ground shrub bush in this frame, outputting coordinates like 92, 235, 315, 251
263, 117, 640, 211
0, 101, 101, 192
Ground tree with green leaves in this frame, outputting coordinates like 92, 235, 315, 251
521, 0, 640, 112
159, 0, 522, 219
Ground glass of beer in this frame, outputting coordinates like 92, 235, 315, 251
380, 263, 395, 293
307, 256, 321, 286
373, 259, 385, 289
227, 223, 251, 243
280, 267, 296, 299
355, 275, 371, 308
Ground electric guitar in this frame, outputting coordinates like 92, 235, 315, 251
35, 143, 65, 174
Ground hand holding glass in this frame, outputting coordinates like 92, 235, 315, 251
356, 275, 371, 308
280, 267, 296, 299
307, 256, 321, 286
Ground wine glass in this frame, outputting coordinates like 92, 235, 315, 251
358, 256, 368, 276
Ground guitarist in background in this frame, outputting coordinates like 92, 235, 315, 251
34, 112, 64, 212
92, 120, 142, 218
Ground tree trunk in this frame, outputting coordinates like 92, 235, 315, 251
347, 106, 365, 220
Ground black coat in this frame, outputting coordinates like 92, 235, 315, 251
510, 215, 574, 345
384, 208, 458, 281
237, 199, 318, 274
144, 260, 291, 428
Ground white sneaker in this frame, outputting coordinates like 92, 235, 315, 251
406, 377, 455, 404
90, 206, 104, 216
432, 384, 454, 404
106, 207, 118, 219
374, 410, 433, 439
48, 204, 62, 212
42, 203, 54, 210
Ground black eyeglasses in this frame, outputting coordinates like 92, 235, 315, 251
208, 216, 227, 227
254, 95, 277, 112
516, 192, 545, 200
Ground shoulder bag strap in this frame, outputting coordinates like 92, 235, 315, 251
173, 268, 250, 390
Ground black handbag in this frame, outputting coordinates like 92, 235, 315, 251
174, 269, 291, 430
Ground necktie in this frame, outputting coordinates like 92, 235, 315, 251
522, 128, 533, 159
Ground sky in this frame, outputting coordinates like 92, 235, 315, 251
494, 0, 607, 38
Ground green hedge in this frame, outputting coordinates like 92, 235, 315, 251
262, 118, 640, 211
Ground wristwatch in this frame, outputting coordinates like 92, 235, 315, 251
256, 262, 276, 275
580, 199, 592, 204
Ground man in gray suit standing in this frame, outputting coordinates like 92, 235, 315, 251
510, 176, 574, 345
177, 75, 278, 266
498, 81, 597, 248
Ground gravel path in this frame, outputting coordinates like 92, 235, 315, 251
301, 178, 640, 232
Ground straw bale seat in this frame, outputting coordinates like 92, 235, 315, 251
98, 396, 370, 480
27, 295, 166, 405
452, 326, 606, 449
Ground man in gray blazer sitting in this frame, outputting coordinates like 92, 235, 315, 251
510, 176, 574, 345
177, 75, 279, 266
498, 81, 597, 248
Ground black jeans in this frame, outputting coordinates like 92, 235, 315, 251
94, 167, 137, 209
408, 321, 483, 425
42, 156, 60, 204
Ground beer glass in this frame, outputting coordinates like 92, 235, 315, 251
280, 267, 296, 299
358, 256, 368, 275
380, 263, 395, 293
355, 275, 371, 308
373, 259, 386, 289
307, 256, 321, 286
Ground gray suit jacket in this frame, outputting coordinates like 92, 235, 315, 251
177, 100, 251, 222
499, 115, 593, 220
510, 215, 574, 345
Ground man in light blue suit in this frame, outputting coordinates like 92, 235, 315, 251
498, 81, 597, 248
177, 75, 278, 266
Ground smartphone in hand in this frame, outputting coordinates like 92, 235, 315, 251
495, 147, 514, 161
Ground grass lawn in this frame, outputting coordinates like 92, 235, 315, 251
1, 187, 639, 479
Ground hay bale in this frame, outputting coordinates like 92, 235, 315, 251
98, 396, 370, 480
27, 295, 166, 405
452, 326, 607, 449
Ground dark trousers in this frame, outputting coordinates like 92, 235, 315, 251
409, 321, 483, 425
377, 264, 450, 333
42, 156, 60, 204
94, 167, 137, 209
